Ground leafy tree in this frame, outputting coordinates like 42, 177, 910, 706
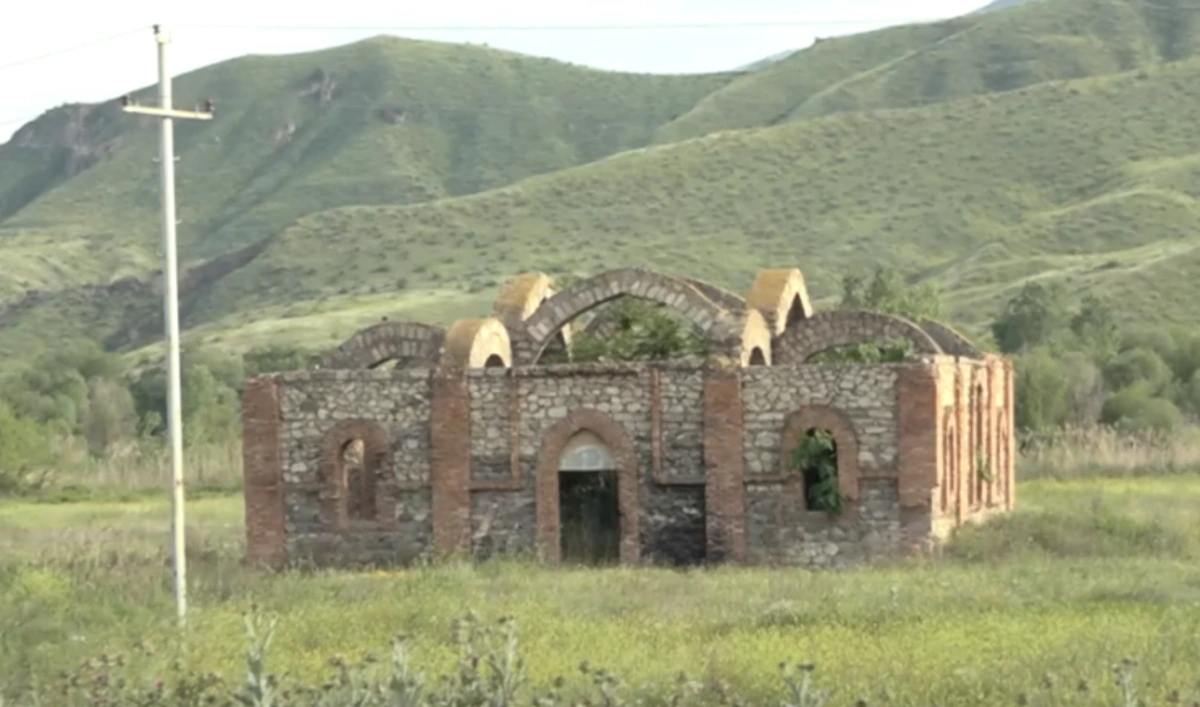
1069, 294, 1119, 363
1014, 347, 1069, 431
839, 265, 942, 320
82, 377, 138, 457
568, 298, 708, 363
1103, 347, 1173, 395
1101, 383, 1183, 433
0, 339, 125, 435
130, 352, 242, 445
991, 282, 1068, 354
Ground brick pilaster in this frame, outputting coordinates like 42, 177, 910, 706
896, 363, 939, 510
430, 369, 472, 554
703, 362, 746, 563
243, 376, 286, 569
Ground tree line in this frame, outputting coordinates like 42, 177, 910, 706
1, 268, 1194, 493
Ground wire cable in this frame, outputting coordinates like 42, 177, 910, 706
172, 18, 950, 32
0, 26, 149, 73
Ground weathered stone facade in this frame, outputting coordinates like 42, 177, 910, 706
243, 268, 1015, 570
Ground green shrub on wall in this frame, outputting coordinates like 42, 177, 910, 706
788, 429, 844, 515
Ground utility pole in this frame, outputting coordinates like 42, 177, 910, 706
120, 24, 213, 627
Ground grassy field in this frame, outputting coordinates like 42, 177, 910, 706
3, 428, 1200, 705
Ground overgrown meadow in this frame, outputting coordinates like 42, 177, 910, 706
3, 426, 1200, 706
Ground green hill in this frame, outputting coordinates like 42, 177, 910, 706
3, 0, 1200, 371
187, 58, 1200, 337
0, 36, 732, 301
655, 0, 1200, 143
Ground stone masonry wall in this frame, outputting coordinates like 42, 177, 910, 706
250, 356, 1013, 569
276, 369, 433, 565
740, 365, 904, 567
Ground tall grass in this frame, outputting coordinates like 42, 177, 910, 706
3, 425, 1200, 704
1018, 424, 1200, 480
32, 438, 243, 502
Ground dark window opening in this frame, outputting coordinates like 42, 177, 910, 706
484, 353, 506, 368
748, 347, 767, 366
341, 438, 375, 521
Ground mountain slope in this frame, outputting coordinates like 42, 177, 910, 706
5, 0, 1200, 370
0, 36, 732, 303
655, 0, 1200, 143
181, 58, 1200, 342
975, 0, 1044, 12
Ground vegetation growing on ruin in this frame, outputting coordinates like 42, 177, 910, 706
788, 429, 844, 514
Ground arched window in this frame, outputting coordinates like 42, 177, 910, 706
973, 383, 985, 508
748, 347, 767, 366
942, 409, 956, 515
559, 431, 616, 471
484, 353, 506, 368
320, 420, 392, 532
341, 438, 375, 521
557, 430, 620, 564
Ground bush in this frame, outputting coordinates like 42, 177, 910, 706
1101, 384, 1184, 433
0, 402, 56, 495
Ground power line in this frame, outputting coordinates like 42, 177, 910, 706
0, 26, 148, 73
172, 18, 948, 32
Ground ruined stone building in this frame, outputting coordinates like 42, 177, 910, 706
242, 268, 1015, 569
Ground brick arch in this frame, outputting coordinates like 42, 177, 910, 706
493, 272, 573, 351
514, 268, 740, 365
685, 277, 747, 312
440, 317, 513, 369
739, 308, 772, 366
772, 310, 943, 365
745, 268, 813, 336
535, 409, 640, 564
320, 321, 444, 370
780, 405, 861, 503
319, 420, 395, 533
919, 318, 983, 359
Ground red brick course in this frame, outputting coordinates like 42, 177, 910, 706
243, 377, 286, 569
896, 364, 939, 510
703, 364, 746, 563
430, 370, 472, 554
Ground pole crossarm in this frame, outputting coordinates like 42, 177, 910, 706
121, 105, 213, 120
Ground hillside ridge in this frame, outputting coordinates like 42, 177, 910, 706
4, 0, 1200, 371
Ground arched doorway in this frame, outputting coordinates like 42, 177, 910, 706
558, 431, 621, 565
